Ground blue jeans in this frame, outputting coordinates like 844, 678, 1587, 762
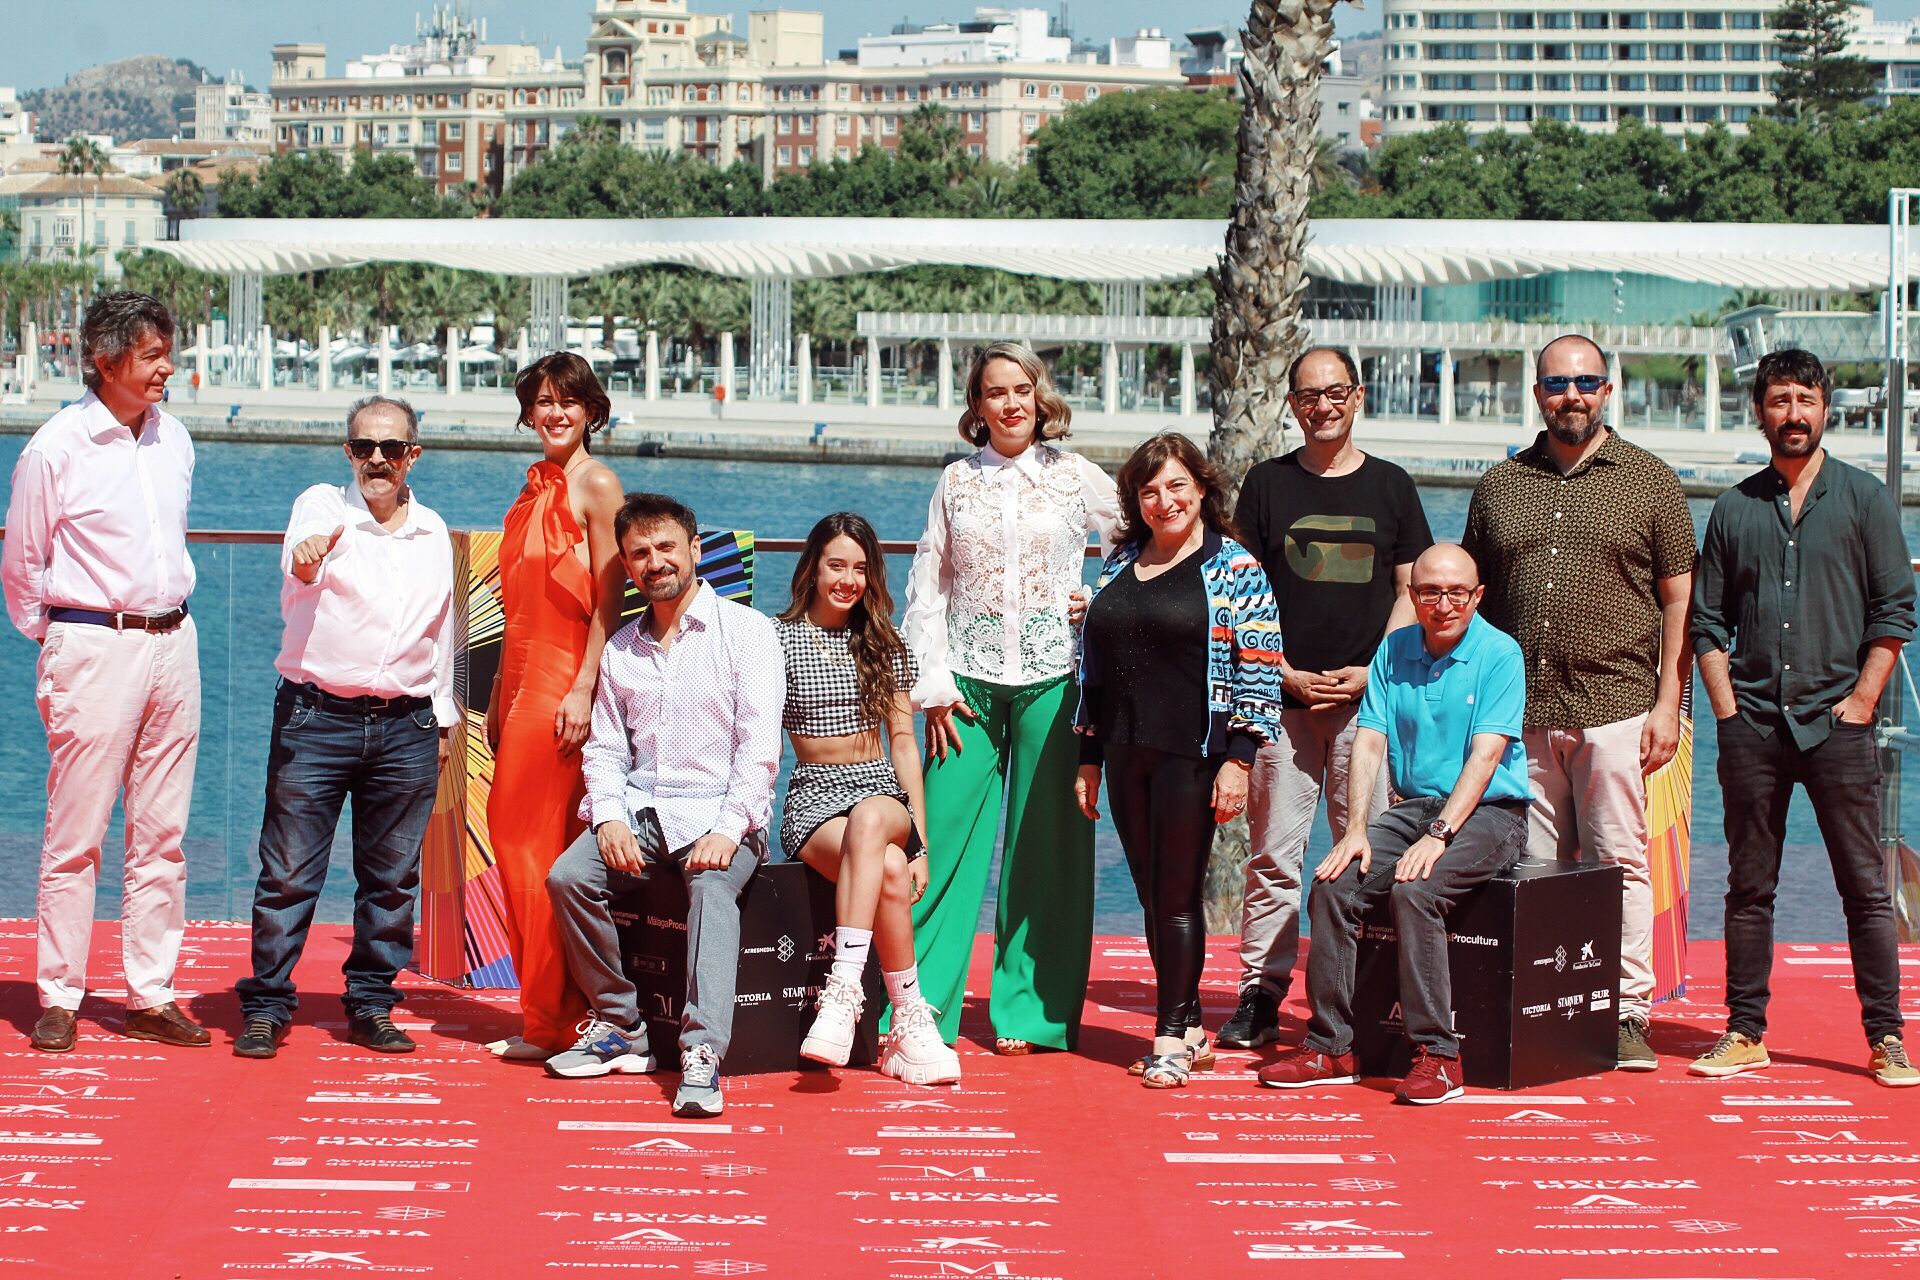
237, 683, 442, 1024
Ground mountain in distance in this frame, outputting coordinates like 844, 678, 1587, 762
20, 55, 211, 143
1338, 28, 1384, 95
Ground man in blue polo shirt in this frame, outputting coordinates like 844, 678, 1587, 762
1259, 543, 1530, 1105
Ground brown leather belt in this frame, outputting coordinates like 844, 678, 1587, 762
47, 605, 189, 632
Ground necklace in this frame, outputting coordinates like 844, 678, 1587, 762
804, 618, 854, 666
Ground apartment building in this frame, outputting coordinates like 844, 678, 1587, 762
503, 3, 1182, 178
270, 7, 577, 197
1378, 1, 1782, 136
274, 2, 1189, 192
0, 86, 36, 172
12, 175, 166, 278
190, 72, 275, 145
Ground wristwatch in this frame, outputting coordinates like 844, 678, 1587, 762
1426, 818, 1456, 846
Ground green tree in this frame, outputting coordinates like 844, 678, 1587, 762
479, 274, 530, 351
573, 271, 636, 351
496, 144, 762, 218
162, 169, 205, 224
118, 249, 222, 341
57, 136, 111, 266
1013, 88, 1240, 219
1773, 0, 1876, 119
217, 150, 462, 219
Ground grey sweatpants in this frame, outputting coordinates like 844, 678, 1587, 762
547, 808, 765, 1061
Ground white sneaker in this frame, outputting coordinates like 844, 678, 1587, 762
800, 973, 865, 1067
486, 1035, 548, 1061
880, 1000, 962, 1086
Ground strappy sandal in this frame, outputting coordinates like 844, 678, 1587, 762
1140, 1050, 1193, 1089
1129, 1036, 1216, 1076
994, 1037, 1032, 1056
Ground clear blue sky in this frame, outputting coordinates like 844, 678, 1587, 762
0, 2, 1417, 90
7, 1, 1920, 92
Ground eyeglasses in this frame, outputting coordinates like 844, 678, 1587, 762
1538, 374, 1608, 395
345, 438, 416, 461
1412, 586, 1476, 607
1288, 384, 1360, 406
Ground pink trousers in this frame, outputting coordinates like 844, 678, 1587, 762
33, 618, 200, 1011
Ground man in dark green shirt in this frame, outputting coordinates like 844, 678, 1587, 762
1689, 347, 1917, 1088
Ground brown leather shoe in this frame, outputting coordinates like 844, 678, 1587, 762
29, 1007, 76, 1052
123, 1002, 211, 1048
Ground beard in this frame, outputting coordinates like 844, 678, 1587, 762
1544, 407, 1603, 448
640, 565, 693, 602
1767, 422, 1822, 457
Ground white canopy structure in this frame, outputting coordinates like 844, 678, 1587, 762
151, 216, 1910, 399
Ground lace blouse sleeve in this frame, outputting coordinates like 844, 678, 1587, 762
902, 467, 963, 710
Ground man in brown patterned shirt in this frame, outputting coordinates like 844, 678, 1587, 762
1462, 333, 1696, 1073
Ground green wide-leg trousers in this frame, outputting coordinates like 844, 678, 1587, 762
908, 673, 1094, 1049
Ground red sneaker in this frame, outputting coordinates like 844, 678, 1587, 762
1394, 1047, 1464, 1105
1257, 1045, 1359, 1089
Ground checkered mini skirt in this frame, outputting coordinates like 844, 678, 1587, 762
780, 757, 917, 860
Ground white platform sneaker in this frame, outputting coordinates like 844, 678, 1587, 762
880, 1000, 962, 1086
800, 973, 865, 1067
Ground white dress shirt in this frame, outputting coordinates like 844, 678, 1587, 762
580, 581, 786, 851
275, 482, 459, 727
902, 441, 1122, 709
2, 392, 195, 642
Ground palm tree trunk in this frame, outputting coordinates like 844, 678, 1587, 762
1203, 0, 1344, 934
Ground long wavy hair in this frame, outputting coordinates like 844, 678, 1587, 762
1112, 431, 1237, 548
957, 341, 1073, 447
780, 512, 911, 731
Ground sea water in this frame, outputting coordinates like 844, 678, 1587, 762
2, 433, 1914, 942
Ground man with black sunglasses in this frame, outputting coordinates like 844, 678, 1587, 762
233, 394, 457, 1059
1222, 346, 1432, 1051
1463, 333, 1696, 1073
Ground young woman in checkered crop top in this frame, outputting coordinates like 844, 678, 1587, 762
774, 513, 960, 1087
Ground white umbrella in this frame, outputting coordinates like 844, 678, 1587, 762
329, 344, 372, 364
457, 345, 501, 365
576, 346, 615, 364
179, 342, 235, 359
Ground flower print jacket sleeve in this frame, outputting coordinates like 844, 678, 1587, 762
1219, 540, 1285, 763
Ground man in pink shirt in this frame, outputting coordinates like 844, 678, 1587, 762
233, 395, 456, 1059
2, 291, 205, 1052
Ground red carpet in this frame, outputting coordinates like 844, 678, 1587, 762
0, 922, 1916, 1278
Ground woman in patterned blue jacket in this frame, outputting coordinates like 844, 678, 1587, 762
1073, 431, 1285, 1088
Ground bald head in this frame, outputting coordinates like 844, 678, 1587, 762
1537, 333, 1608, 378
1412, 543, 1479, 588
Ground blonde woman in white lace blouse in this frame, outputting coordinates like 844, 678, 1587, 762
899, 341, 1123, 1054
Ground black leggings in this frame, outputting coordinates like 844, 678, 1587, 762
1105, 744, 1216, 1039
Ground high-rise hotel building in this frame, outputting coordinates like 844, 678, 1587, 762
1379, 1, 1783, 136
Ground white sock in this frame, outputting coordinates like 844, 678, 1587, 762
831, 927, 873, 986
884, 965, 922, 1008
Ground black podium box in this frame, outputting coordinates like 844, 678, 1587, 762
1348, 860, 1623, 1090
611, 860, 884, 1076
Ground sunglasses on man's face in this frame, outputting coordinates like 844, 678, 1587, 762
344, 438, 416, 461
1538, 374, 1608, 395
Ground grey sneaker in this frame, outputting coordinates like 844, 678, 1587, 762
544, 1018, 658, 1079
673, 1043, 724, 1117
1616, 1019, 1657, 1072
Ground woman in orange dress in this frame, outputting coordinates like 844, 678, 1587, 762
484, 352, 627, 1059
